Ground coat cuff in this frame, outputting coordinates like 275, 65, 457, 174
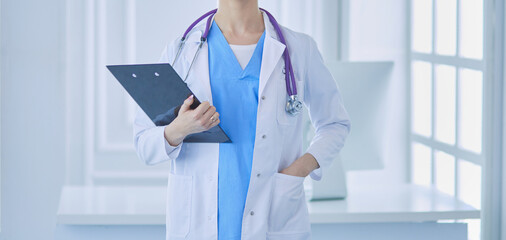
159, 126, 183, 159
309, 168, 323, 181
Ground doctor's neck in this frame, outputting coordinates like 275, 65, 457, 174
214, 0, 264, 45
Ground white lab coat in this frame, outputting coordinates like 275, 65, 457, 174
134, 12, 351, 240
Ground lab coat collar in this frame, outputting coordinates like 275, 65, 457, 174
184, 10, 286, 103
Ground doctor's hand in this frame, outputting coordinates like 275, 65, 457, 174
164, 95, 220, 146
280, 153, 320, 177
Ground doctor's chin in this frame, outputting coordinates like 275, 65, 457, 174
1, 0, 502, 240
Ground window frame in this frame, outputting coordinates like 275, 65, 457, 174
481, 0, 504, 239
407, 0, 488, 204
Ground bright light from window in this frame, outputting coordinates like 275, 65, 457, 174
458, 159, 481, 209
412, 143, 432, 186
435, 150, 455, 195
458, 68, 483, 153
459, 0, 483, 59
412, 61, 432, 137
462, 219, 481, 240
412, 0, 433, 53
434, 64, 456, 145
435, 0, 457, 55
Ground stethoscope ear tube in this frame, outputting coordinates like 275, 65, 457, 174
183, 39, 205, 82
174, 8, 302, 116
172, 38, 185, 66
182, 9, 217, 40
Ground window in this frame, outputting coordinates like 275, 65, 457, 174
409, 0, 485, 239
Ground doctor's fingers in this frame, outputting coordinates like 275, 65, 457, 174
205, 112, 220, 129
200, 107, 218, 125
179, 94, 194, 113
193, 101, 211, 116
202, 104, 217, 117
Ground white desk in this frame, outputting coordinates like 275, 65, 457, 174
56, 184, 479, 240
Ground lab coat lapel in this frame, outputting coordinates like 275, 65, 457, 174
258, 12, 286, 98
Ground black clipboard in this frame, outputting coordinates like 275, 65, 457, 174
107, 63, 230, 143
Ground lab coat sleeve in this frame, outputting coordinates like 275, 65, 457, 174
133, 41, 183, 165
304, 37, 351, 181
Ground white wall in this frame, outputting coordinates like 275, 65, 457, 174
1, 0, 66, 239
274, 0, 340, 60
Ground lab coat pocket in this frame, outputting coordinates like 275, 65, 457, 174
166, 173, 193, 239
268, 173, 311, 239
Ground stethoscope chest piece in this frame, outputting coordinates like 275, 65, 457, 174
286, 95, 303, 116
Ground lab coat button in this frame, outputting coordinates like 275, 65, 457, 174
256, 173, 261, 177
250, 211, 255, 216
262, 135, 266, 139
261, 96, 266, 100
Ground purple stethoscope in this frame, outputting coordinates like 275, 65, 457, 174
172, 8, 303, 116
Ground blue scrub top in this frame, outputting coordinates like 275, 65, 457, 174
208, 21, 266, 240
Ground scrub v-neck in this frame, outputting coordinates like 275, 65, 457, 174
209, 21, 266, 79
229, 44, 257, 70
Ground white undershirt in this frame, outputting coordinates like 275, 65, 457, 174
229, 44, 257, 70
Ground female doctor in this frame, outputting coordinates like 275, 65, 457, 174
134, 0, 351, 239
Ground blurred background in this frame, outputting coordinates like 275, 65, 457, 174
1, 0, 505, 239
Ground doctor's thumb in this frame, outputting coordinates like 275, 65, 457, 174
180, 94, 194, 113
